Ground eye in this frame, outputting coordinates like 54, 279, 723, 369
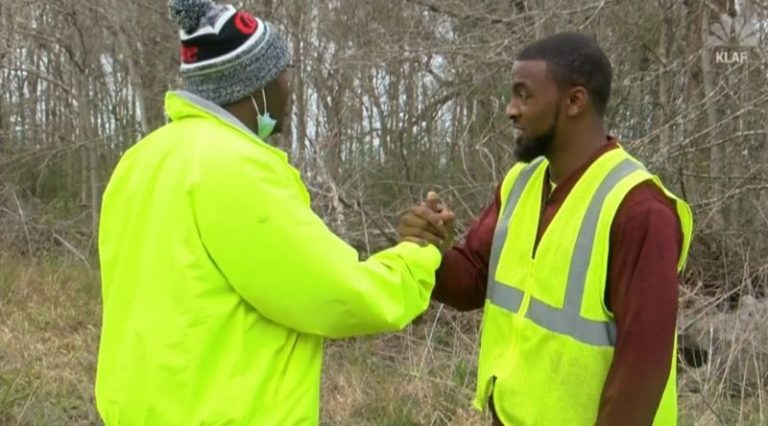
514, 86, 530, 101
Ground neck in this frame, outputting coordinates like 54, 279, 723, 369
224, 99, 259, 134
546, 120, 606, 185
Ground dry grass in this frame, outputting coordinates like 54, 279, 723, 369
678, 289, 768, 426
0, 254, 100, 425
320, 307, 487, 425
0, 255, 765, 425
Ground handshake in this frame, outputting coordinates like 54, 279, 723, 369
398, 191, 456, 252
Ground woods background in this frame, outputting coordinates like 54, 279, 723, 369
1, 0, 767, 424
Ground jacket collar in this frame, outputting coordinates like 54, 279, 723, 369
164, 90, 288, 162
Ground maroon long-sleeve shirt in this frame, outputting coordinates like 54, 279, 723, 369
434, 141, 683, 425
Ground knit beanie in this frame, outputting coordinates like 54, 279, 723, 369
168, 0, 290, 106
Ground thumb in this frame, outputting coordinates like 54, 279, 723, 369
440, 208, 455, 223
425, 191, 441, 212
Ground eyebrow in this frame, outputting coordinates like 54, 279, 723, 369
512, 81, 530, 92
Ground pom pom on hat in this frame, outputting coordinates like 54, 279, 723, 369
169, 0, 215, 33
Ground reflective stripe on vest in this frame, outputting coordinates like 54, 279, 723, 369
486, 158, 643, 347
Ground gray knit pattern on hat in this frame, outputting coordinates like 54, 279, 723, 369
182, 22, 289, 106
169, 0, 290, 106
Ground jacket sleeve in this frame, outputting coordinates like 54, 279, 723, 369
189, 144, 441, 339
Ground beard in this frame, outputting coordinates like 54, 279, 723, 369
513, 111, 559, 163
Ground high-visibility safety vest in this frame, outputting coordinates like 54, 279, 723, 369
96, 90, 441, 425
474, 147, 693, 425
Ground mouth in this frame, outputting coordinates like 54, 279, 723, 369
510, 125, 525, 144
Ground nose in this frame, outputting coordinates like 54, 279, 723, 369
506, 100, 520, 122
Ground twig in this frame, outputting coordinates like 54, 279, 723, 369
11, 189, 32, 255
698, 390, 729, 426
336, 194, 398, 246
52, 233, 90, 269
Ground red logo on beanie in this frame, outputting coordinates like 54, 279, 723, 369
234, 12, 258, 35
181, 45, 199, 63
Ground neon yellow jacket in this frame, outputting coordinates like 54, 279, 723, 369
95, 91, 441, 425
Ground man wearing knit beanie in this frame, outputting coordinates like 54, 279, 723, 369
95, 0, 451, 424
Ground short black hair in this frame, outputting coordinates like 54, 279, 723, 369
517, 32, 613, 116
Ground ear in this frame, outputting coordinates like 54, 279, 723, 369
564, 86, 588, 117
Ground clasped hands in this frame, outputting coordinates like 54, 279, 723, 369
398, 191, 455, 252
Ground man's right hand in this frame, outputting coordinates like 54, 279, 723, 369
398, 191, 455, 252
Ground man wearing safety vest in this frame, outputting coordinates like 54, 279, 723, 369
400, 33, 693, 425
95, 0, 450, 424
